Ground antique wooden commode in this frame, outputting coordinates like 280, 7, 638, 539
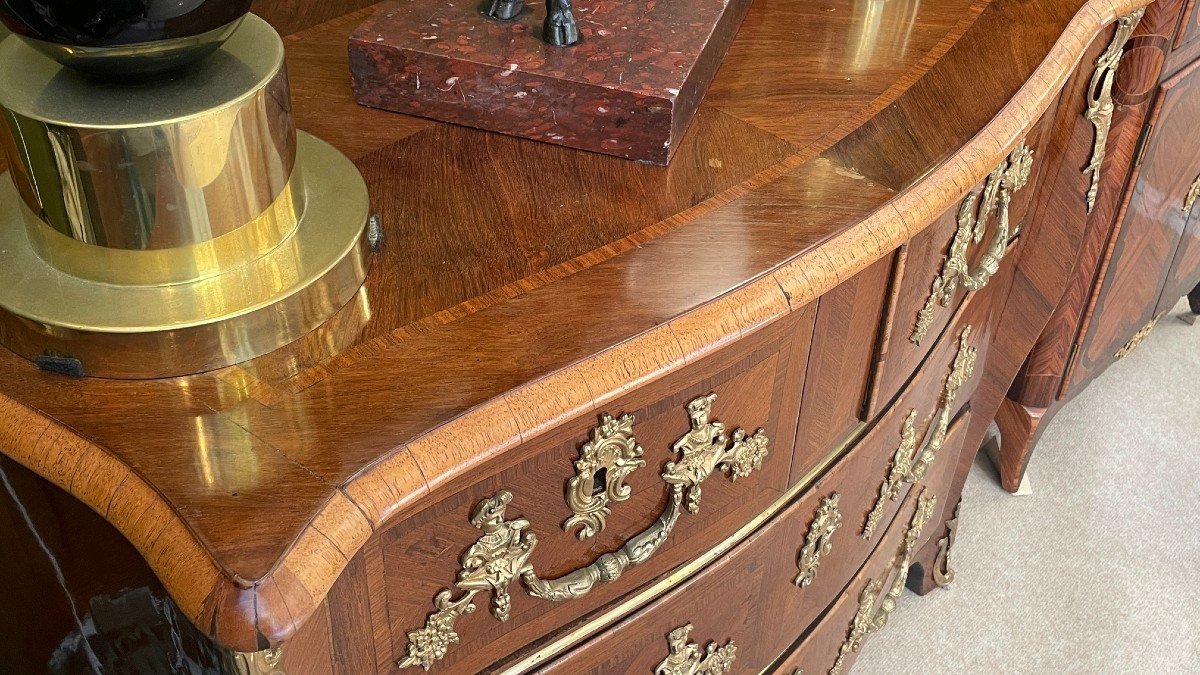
1, 0, 1198, 672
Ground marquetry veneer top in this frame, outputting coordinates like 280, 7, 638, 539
0, 0, 1148, 651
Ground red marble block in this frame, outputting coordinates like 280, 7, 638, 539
348, 0, 752, 165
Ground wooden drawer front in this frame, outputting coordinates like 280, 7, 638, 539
774, 412, 968, 675
537, 303, 984, 674
870, 138, 1042, 415
383, 309, 814, 673
1075, 58, 1200, 378
792, 255, 893, 481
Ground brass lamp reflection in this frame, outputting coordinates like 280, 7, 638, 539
0, 3, 371, 378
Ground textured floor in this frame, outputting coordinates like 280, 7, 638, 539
855, 299, 1200, 675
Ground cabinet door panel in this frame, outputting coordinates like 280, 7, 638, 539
1074, 58, 1200, 382
1159, 209, 1200, 313
1158, 60, 1200, 313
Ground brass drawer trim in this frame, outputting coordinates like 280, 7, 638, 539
863, 328, 977, 539
397, 393, 769, 670
655, 624, 737, 675
911, 142, 1034, 345
793, 493, 843, 588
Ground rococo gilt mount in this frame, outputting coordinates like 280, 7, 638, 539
0, 2, 371, 378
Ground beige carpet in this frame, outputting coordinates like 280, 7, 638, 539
855, 298, 1200, 674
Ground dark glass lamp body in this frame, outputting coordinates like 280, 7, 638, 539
0, 0, 253, 76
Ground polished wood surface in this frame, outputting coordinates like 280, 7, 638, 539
867, 130, 1045, 420
0, 0, 1160, 657
1155, 58, 1200, 313
1015, 23, 1139, 407
791, 256, 891, 479
1077, 57, 1200, 374
999, 0, 1200, 491
1161, 205, 1200, 312
1176, 0, 1200, 49
870, 204, 964, 412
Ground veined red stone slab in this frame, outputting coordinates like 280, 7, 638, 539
348, 0, 752, 164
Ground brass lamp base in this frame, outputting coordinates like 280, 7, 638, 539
0, 16, 370, 378
0, 134, 369, 378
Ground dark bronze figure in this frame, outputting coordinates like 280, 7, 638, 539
483, 0, 578, 47
484, 0, 525, 21
543, 0, 579, 46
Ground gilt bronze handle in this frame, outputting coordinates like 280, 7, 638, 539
523, 392, 768, 600
397, 393, 769, 670
794, 493, 842, 588
831, 491, 937, 675
863, 328, 976, 540
911, 142, 1034, 345
655, 624, 737, 675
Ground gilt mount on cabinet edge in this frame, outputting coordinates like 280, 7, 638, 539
348, 0, 752, 165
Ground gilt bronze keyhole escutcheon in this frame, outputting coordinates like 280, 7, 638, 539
563, 412, 646, 540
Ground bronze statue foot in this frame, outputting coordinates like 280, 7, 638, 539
485, 0, 525, 21
543, 0, 579, 46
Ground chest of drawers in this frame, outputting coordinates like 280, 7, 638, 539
0, 0, 1187, 673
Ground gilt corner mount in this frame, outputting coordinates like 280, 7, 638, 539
1083, 7, 1146, 214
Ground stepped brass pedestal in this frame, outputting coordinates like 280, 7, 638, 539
0, 15, 370, 378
